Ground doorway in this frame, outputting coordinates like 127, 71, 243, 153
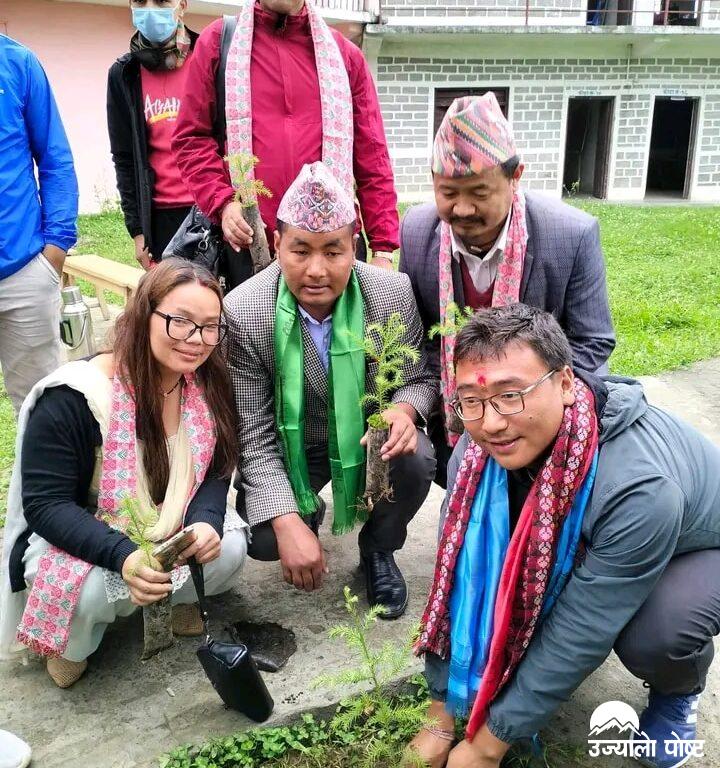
562, 97, 615, 199
433, 88, 510, 137
645, 97, 698, 198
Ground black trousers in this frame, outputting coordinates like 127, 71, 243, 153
428, 412, 453, 490
425, 548, 720, 701
239, 429, 436, 561
149, 205, 193, 262
221, 232, 368, 292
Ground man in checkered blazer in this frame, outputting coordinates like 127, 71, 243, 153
224, 162, 437, 619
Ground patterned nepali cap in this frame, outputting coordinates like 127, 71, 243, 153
432, 93, 517, 177
276, 162, 355, 233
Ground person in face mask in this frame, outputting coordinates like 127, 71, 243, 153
107, 1, 198, 270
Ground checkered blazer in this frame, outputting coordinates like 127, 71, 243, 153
224, 261, 439, 527
398, 192, 616, 378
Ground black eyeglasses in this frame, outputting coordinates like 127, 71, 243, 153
153, 311, 228, 346
452, 369, 559, 422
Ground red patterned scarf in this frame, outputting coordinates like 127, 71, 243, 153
416, 377, 598, 739
438, 189, 528, 448
225, 0, 354, 201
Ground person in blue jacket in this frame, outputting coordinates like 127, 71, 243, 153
0, 35, 78, 415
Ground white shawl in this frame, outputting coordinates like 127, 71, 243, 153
0, 361, 111, 659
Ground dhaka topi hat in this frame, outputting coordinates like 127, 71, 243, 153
432, 92, 517, 177
276, 162, 355, 233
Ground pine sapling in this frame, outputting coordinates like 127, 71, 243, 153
427, 301, 474, 341
226, 151, 273, 273
358, 313, 419, 511
313, 587, 428, 768
121, 498, 174, 659
428, 302, 474, 436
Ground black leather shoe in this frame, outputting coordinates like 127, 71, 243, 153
361, 552, 408, 620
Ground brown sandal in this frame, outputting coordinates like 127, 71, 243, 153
47, 657, 88, 688
172, 603, 204, 637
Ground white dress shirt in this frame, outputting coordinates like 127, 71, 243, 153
451, 212, 512, 294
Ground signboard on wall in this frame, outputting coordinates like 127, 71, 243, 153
575, 88, 604, 97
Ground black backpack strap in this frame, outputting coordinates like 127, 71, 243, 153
213, 14, 239, 145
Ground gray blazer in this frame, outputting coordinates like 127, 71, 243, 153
399, 193, 616, 375
224, 261, 439, 527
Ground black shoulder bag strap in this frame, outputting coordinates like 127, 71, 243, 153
188, 556, 211, 636
213, 14, 239, 147
162, 17, 238, 275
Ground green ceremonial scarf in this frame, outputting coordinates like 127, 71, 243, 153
274, 272, 366, 534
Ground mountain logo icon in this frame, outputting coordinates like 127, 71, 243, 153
588, 718, 645, 738
588, 701, 648, 738
588, 700, 705, 767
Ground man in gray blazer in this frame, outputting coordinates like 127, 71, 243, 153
225, 163, 437, 618
399, 94, 615, 487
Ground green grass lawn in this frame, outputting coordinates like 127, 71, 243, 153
77, 211, 138, 268
0, 201, 718, 524
576, 202, 720, 375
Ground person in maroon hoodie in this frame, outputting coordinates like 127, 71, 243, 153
172, 0, 399, 290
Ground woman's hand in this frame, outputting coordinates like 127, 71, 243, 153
179, 522, 221, 565
121, 549, 172, 606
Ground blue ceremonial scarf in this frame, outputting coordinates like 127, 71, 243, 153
446, 453, 598, 717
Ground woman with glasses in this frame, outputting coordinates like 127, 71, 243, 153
0, 259, 247, 688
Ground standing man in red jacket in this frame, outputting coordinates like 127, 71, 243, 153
172, 0, 399, 290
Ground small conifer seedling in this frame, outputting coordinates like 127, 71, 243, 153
429, 302, 475, 436
226, 151, 273, 274
313, 587, 428, 768
358, 313, 419, 511
121, 497, 173, 659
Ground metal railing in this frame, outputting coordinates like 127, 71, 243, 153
379, 1, 716, 26
315, 0, 381, 15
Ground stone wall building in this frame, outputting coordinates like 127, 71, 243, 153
4, 0, 718, 209
362, 0, 720, 203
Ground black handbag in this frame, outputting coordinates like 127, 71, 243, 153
189, 557, 274, 722
162, 206, 223, 275
162, 15, 238, 277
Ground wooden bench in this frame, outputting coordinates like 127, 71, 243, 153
62, 254, 144, 320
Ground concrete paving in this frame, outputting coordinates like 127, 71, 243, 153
3, 320, 720, 767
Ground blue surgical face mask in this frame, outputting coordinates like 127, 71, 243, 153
132, 4, 179, 45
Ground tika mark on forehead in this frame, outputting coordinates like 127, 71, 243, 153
475, 369, 488, 386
